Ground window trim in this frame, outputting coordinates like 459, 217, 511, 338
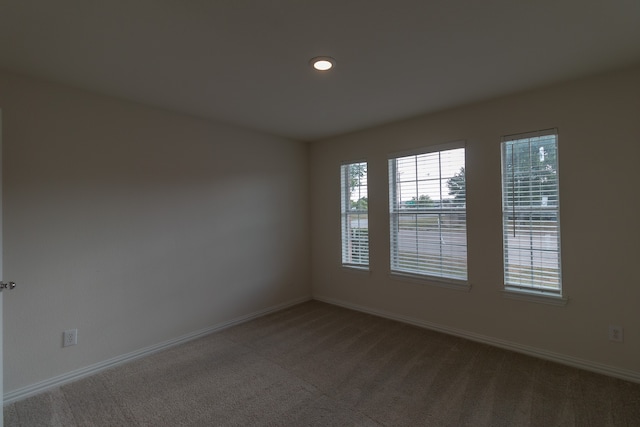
388, 141, 468, 284
501, 288, 568, 306
390, 270, 471, 292
388, 140, 466, 160
500, 128, 563, 299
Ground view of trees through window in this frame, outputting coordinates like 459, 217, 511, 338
502, 131, 561, 292
341, 162, 369, 267
389, 147, 467, 282
348, 163, 368, 210
341, 132, 561, 294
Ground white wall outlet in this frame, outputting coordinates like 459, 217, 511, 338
63, 329, 78, 347
608, 325, 623, 342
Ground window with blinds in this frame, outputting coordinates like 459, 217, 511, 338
388, 145, 467, 283
340, 162, 369, 268
501, 129, 562, 294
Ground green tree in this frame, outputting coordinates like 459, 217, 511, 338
408, 194, 434, 208
347, 163, 368, 211
447, 167, 465, 205
348, 163, 367, 192
350, 197, 368, 210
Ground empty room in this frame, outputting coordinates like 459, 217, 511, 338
0, 1, 639, 426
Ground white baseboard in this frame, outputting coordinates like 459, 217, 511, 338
313, 294, 640, 384
3, 296, 312, 405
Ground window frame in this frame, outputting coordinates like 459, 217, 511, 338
388, 142, 469, 289
340, 161, 369, 270
500, 128, 564, 300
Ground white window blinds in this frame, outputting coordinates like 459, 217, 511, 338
389, 145, 467, 282
501, 129, 562, 293
340, 162, 369, 268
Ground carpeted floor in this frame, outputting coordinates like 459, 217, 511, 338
5, 300, 640, 426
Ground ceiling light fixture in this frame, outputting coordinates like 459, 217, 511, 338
310, 56, 336, 71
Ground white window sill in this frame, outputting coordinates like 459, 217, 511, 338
390, 271, 471, 292
501, 288, 568, 306
341, 265, 371, 275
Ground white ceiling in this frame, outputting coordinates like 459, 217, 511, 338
1, 0, 639, 141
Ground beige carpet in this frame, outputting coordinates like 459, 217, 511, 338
5, 301, 640, 426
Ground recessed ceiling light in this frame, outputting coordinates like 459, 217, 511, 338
310, 56, 336, 71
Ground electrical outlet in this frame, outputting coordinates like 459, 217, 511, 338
63, 329, 78, 347
608, 325, 623, 342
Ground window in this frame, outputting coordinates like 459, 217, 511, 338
389, 144, 467, 283
501, 129, 561, 295
340, 162, 369, 268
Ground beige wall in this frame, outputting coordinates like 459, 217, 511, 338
1, 71, 311, 393
310, 64, 640, 378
